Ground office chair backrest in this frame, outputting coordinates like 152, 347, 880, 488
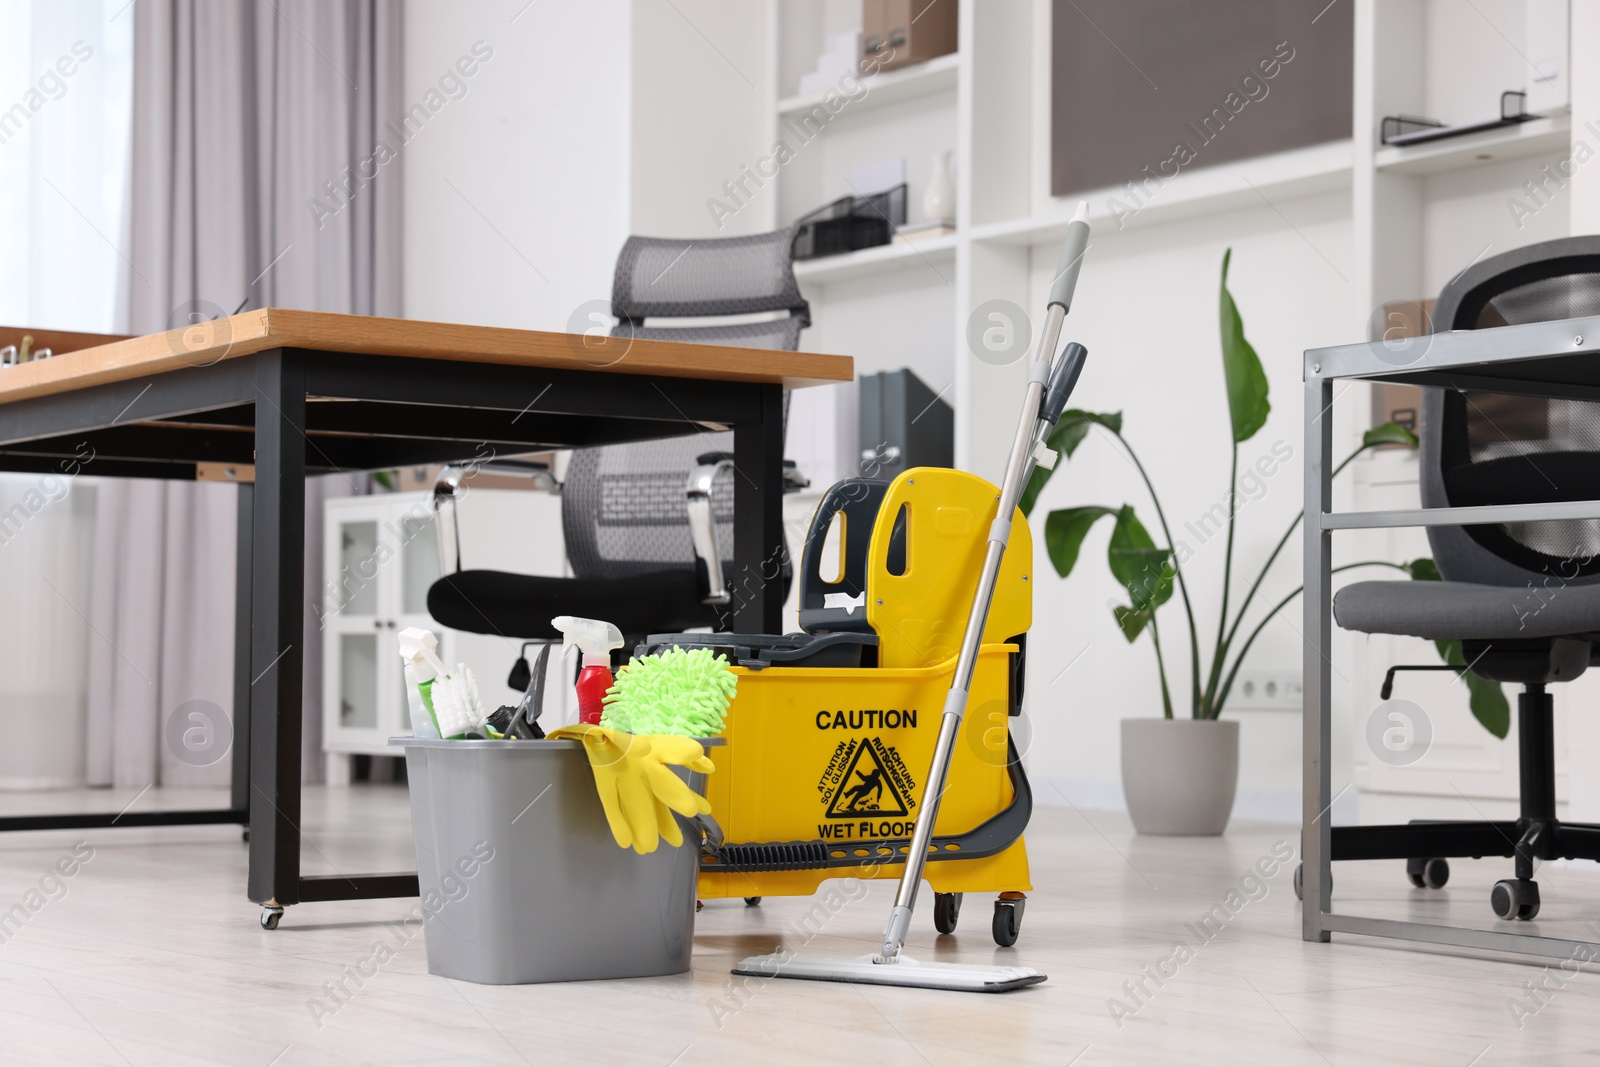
562, 229, 808, 582
1421, 236, 1600, 587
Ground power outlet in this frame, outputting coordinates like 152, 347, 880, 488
1229, 670, 1303, 711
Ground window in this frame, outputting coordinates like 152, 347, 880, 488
0, 0, 133, 333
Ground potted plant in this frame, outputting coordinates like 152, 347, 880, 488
1019, 249, 1470, 835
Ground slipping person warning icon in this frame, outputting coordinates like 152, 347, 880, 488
824, 738, 911, 819
839, 766, 886, 813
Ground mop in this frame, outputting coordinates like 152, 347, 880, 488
732, 202, 1094, 993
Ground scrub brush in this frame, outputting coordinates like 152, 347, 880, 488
396, 627, 488, 739
599, 647, 737, 737
429, 664, 488, 738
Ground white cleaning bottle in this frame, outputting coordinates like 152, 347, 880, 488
551, 616, 623, 725
398, 627, 446, 738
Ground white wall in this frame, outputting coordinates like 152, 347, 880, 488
1023, 191, 1353, 817
630, 0, 775, 238
402, 0, 632, 330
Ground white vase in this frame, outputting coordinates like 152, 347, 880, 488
923, 150, 955, 221
1120, 718, 1239, 835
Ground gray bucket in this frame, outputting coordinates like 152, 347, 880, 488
392, 737, 714, 984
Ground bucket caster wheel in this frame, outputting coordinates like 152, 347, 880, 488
743, 897, 762, 907
1491, 879, 1540, 921
1407, 857, 1449, 889
1292, 863, 1331, 901
933, 892, 962, 935
695, 900, 704, 913
260, 906, 283, 931
992, 896, 1024, 947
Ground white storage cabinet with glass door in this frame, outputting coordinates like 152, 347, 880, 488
321, 487, 566, 782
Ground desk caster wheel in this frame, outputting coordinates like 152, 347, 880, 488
1292, 863, 1331, 901
743, 897, 762, 907
241, 828, 250, 844
1491, 879, 1540, 921
1407, 857, 1449, 889
260, 906, 283, 931
992, 896, 1023, 947
933, 892, 962, 934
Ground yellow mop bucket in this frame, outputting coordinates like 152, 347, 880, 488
690, 467, 1034, 939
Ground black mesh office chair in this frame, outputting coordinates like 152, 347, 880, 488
427, 229, 810, 653
1332, 236, 1600, 920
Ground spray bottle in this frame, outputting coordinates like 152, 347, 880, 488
397, 627, 445, 739
552, 615, 624, 725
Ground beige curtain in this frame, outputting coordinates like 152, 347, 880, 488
89, 0, 403, 788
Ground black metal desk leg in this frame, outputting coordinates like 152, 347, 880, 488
231, 482, 253, 821
732, 382, 786, 634
247, 350, 307, 907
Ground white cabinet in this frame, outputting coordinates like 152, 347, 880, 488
321, 488, 567, 780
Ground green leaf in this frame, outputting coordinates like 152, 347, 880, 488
1113, 603, 1151, 642
1404, 557, 1441, 582
1466, 673, 1512, 739
1018, 410, 1123, 517
1362, 421, 1419, 450
1043, 506, 1118, 577
1107, 505, 1173, 612
1219, 249, 1271, 444
1435, 639, 1511, 739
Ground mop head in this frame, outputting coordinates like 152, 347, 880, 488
599, 647, 737, 737
732, 952, 1046, 993
428, 665, 488, 738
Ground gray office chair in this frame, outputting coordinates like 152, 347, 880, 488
427, 228, 810, 655
1330, 236, 1600, 920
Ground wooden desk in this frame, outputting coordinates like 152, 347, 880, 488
0, 311, 852, 923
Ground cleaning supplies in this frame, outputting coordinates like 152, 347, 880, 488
552, 615, 624, 725
733, 201, 1094, 994
398, 627, 443, 739
397, 626, 490, 739
545, 724, 714, 853
600, 647, 737, 737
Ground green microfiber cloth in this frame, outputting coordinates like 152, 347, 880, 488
600, 647, 737, 737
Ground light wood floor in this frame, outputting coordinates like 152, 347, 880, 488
1, 786, 1599, 1065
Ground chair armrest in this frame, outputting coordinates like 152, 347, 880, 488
432, 466, 466, 574
431, 459, 561, 575
686, 458, 734, 605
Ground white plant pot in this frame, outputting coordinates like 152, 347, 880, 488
1120, 718, 1239, 836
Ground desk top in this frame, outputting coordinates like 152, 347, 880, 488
0, 308, 853, 405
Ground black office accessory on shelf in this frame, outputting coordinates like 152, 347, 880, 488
859, 367, 953, 480
1381, 90, 1534, 147
791, 184, 907, 260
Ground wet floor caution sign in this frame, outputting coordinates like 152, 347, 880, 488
817, 736, 919, 839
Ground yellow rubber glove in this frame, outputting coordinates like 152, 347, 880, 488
548, 725, 714, 854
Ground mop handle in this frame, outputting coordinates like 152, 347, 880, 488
878, 207, 1091, 962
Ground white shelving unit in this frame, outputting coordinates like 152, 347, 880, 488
764, 0, 1596, 820
777, 51, 958, 118
792, 232, 957, 283
1373, 112, 1572, 175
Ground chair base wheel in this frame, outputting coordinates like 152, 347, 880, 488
1491, 879, 1540, 920
1406, 857, 1449, 889
1293, 863, 1330, 901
